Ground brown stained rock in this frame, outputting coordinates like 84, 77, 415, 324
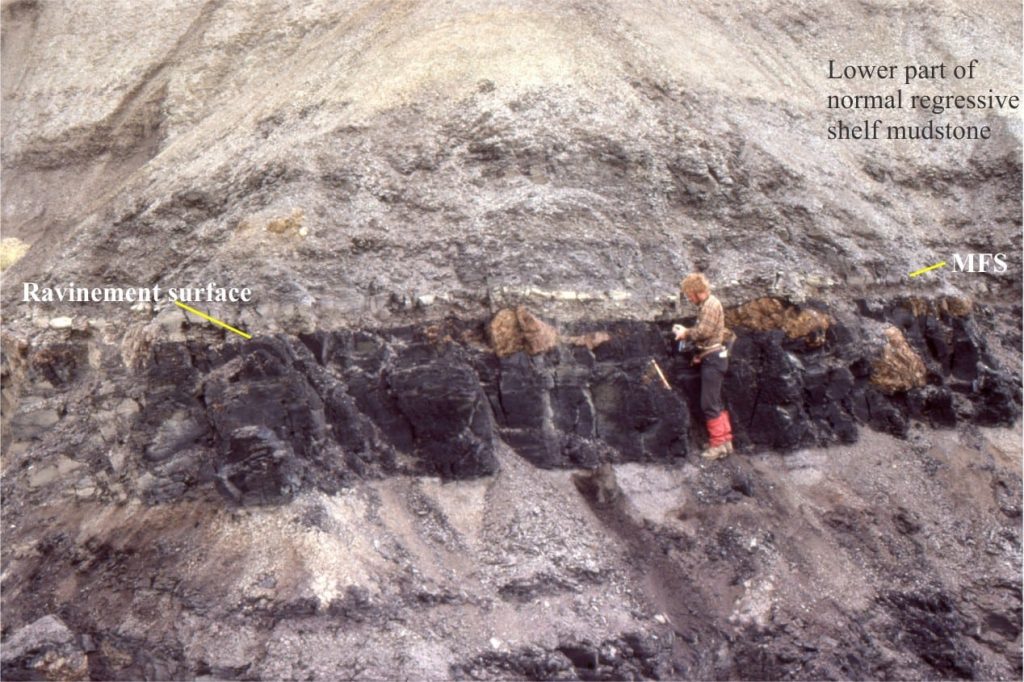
725, 297, 785, 330
487, 308, 525, 357
566, 331, 612, 350
871, 327, 927, 394
487, 307, 559, 357
782, 308, 830, 342
905, 297, 931, 318
266, 208, 305, 235
942, 296, 973, 317
516, 307, 559, 355
725, 297, 830, 346
903, 296, 973, 318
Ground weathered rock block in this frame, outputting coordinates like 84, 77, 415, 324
390, 348, 498, 478
215, 425, 302, 506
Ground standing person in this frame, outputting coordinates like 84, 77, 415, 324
673, 273, 734, 460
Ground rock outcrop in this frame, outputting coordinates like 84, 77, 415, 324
3, 297, 1018, 509
2, 2, 1020, 334
1, 1, 1020, 679
0, 615, 89, 681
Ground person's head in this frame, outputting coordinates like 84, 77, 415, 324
680, 273, 710, 305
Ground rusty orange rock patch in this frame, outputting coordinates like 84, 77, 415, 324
871, 326, 927, 394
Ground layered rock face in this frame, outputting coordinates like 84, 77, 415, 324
2, 297, 1021, 678
2, 1, 1021, 331
1, 1, 1021, 680
5, 298, 1018, 505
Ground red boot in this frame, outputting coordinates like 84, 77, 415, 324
719, 410, 734, 453
702, 411, 733, 460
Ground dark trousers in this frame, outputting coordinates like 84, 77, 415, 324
699, 350, 728, 420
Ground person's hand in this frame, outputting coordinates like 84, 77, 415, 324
672, 324, 687, 341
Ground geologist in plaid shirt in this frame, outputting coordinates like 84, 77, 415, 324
673, 273, 734, 460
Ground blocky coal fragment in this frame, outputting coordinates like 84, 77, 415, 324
216, 425, 302, 506
389, 349, 498, 479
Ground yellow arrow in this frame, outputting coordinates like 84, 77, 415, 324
909, 261, 947, 278
174, 300, 252, 339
